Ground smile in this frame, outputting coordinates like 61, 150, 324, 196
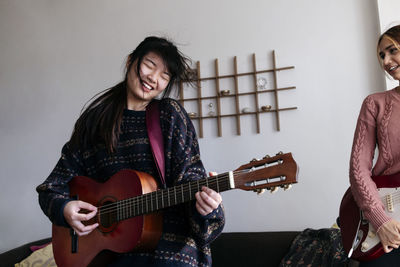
141, 81, 154, 91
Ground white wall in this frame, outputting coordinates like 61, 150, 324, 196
377, 0, 400, 90
0, 0, 385, 253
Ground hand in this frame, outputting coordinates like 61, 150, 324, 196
195, 172, 222, 216
63, 200, 99, 236
377, 219, 400, 253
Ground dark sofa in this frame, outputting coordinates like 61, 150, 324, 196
0, 231, 299, 267
211, 231, 300, 266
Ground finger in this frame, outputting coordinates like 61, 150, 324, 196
383, 245, 393, 253
195, 192, 213, 215
71, 212, 97, 222
200, 191, 220, 210
201, 187, 222, 205
195, 192, 207, 208
77, 201, 98, 212
73, 221, 99, 234
85, 209, 98, 220
75, 229, 94, 236
195, 200, 210, 216
74, 227, 93, 236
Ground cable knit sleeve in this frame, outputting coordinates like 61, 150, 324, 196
161, 98, 225, 247
349, 96, 391, 232
36, 142, 85, 227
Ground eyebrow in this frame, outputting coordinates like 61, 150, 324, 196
144, 57, 171, 76
384, 44, 395, 51
144, 57, 156, 66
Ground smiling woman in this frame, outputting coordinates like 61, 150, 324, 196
35, 36, 225, 267
346, 24, 400, 267
126, 52, 171, 110
378, 27, 400, 81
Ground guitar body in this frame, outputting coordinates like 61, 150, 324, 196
340, 174, 400, 262
52, 169, 162, 267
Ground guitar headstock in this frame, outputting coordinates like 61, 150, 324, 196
233, 152, 298, 194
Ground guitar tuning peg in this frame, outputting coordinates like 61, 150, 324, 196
269, 186, 279, 193
283, 184, 292, 191
250, 158, 259, 163
263, 155, 271, 159
254, 189, 266, 195
276, 151, 283, 155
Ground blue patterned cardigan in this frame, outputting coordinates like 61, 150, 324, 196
36, 98, 225, 266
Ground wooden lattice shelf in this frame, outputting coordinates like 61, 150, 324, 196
178, 51, 297, 138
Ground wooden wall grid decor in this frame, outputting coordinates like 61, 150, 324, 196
178, 51, 296, 138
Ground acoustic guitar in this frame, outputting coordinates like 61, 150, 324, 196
52, 152, 298, 267
339, 173, 400, 261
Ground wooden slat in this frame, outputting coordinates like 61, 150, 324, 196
233, 56, 241, 135
179, 86, 296, 102
193, 107, 297, 119
188, 66, 295, 82
195, 61, 203, 138
214, 59, 222, 137
252, 53, 260, 133
272, 50, 280, 131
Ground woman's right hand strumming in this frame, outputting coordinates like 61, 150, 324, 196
377, 219, 400, 253
63, 200, 99, 236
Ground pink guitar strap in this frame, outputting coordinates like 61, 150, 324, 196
146, 100, 166, 188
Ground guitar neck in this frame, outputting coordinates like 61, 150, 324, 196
102, 172, 233, 222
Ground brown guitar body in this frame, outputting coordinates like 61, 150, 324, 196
52, 170, 163, 267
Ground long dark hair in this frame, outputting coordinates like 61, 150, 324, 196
70, 36, 193, 153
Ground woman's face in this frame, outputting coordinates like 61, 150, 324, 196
126, 52, 171, 110
378, 36, 400, 81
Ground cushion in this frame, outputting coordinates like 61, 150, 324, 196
15, 243, 56, 267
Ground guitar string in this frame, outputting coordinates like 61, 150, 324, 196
97, 179, 232, 221
100, 169, 260, 219
380, 190, 400, 210
98, 165, 293, 216
387, 191, 400, 203
97, 173, 233, 216
97, 168, 290, 219
96, 169, 249, 216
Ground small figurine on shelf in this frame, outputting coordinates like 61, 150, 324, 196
261, 105, 272, 111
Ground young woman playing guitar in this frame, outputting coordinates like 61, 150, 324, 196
348, 25, 400, 266
36, 36, 224, 266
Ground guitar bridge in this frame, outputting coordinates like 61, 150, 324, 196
386, 194, 394, 213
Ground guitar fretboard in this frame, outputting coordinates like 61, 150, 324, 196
98, 172, 232, 224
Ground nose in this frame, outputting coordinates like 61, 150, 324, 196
147, 71, 157, 85
383, 54, 392, 68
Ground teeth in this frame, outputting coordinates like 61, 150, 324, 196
390, 66, 398, 71
143, 82, 153, 90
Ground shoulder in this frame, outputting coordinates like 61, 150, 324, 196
158, 98, 195, 133
361, 90, 394, 117
364, 90, 391, 102
159, 98, 190, 121
159, 98, 185, 113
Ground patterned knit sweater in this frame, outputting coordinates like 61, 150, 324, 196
36, 98, 225, 266
349, 87, 400, 232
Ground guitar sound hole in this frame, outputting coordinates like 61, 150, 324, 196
99, 200, 117, 231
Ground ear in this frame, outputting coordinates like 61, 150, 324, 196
126, 55, 133, 69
